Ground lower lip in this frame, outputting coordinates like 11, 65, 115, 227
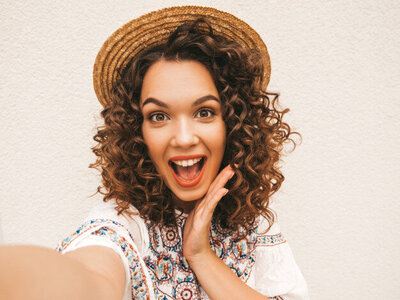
168, 158, 207, 188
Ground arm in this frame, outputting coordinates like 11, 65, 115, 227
182, 164, 270, 300
187, 249, 269, 300
0, 245, 124, 300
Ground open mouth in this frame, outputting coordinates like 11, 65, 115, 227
168, 157, 206, 187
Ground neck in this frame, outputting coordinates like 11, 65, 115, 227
172, 194, 197, 214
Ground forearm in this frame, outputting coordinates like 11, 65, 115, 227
0, 245, 115, 300
187, 249, 270, 300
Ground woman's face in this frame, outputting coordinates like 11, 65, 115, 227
140, 59, 226, 213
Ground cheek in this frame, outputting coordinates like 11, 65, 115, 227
141, 125, 162, 162
203, 121, 226, 153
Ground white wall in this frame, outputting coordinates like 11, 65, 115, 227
1, 0, 399, 299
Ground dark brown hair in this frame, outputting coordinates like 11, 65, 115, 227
89, 18, 301, 239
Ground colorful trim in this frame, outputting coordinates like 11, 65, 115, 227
256, 232, 286, 247
55, 219, 132, 251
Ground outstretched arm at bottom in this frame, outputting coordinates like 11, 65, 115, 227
0, 245, 122, 300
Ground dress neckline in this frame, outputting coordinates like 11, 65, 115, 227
174, 208, 189, 218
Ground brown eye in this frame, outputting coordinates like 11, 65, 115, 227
196, 109, 215, 118
149, 113, 167, 122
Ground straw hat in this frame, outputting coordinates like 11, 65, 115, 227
93, 5, 271, 108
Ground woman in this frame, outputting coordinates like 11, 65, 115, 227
0, 6, 308, 300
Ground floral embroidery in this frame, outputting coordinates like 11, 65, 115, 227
161, 226, 180, 248
145, 216, 201, 299
212, 218, 260, 283
175, 281, 200, 300
142, 215, 262, 298
55, 219, 151, 300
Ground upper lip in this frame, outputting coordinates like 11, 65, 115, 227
169, 154, 206, 162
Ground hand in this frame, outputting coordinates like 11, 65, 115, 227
182, 164, 236, 263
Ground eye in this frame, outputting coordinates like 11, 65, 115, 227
148, 113, 167, 123
196, 109, 215, 119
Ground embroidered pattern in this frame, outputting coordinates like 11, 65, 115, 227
55, 219, 109, 251
142, 215, 264, 299
56, 215, 287, 299
256, 232, 286, 247
175, 281, 200, 300
55, 219, 151, 300
145, 217, 201, 299
209, 219, 259, 283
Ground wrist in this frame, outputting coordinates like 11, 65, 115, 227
185, 248, 215, 266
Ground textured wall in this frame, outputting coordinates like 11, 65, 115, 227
1, 0, 399, 299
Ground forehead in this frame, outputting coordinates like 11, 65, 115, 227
140, 59, 219, 107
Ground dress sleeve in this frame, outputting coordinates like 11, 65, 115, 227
253, 217, 309, 300
55, 219, 154, 300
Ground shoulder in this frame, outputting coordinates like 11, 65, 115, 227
83, 200, 149, 254
56, 199, 149, 261
255, 202, 284, 243
253, 205, 310, 299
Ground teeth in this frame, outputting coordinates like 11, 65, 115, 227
172, 157, 202, 167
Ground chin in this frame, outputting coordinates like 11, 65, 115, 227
171, 187, 207, 201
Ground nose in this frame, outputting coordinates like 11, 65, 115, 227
170, 117, 199, 148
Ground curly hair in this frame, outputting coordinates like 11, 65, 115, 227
89, 18, 301, 240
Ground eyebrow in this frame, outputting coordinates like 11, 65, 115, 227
141, 95, 220, 109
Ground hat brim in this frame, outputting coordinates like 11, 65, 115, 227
93, 5, 271, 107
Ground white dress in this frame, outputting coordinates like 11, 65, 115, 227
55, 200, 309, 299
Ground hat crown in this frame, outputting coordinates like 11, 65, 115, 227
93, 5, 270, 107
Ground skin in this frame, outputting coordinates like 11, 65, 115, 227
140, 59, 269, 299
140, 59, 227, 214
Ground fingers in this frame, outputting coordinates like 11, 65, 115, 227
203, 165, 235, 212
209, 187, 229, 211
194, 163, 237, 223
208, 164, 235, 197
